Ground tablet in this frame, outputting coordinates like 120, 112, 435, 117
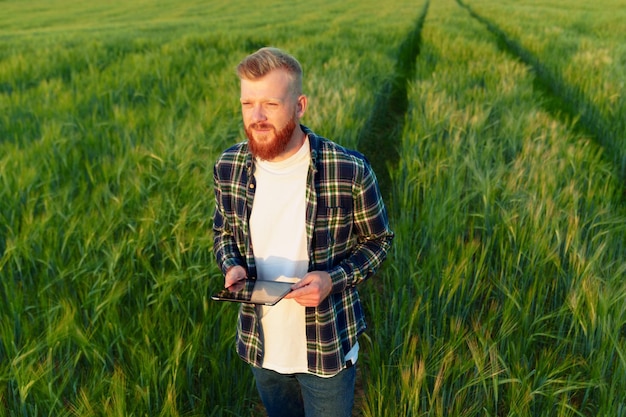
211, 279, 293, 306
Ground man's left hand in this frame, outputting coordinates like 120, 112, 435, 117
284, 271, 332, 307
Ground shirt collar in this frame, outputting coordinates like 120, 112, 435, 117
301, 124, 320, 170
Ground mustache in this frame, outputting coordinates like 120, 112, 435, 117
249, 122, 274, 130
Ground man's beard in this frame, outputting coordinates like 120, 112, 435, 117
245, 119, 297, 161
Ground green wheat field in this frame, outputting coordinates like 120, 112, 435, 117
1, 0, 625, 415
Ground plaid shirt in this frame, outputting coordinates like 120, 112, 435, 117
212, 125, 394, 376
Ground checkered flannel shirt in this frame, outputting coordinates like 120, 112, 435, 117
212, 125, 394, 376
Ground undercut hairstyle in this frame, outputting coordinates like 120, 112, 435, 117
236, 47, 303, 95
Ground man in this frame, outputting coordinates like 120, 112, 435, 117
212, 47, 394, 417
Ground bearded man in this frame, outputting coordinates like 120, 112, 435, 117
212, 47, 394, 417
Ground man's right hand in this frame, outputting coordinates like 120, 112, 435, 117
225, 265, 247, 291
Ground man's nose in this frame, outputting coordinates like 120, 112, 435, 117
251, 104, 266, 123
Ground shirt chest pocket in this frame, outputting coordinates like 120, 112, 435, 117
315, 206, 353, 247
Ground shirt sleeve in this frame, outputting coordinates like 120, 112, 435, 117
328, 158, 394, 293
212, 163, 247, 275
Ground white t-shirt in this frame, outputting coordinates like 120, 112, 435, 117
249, 138, 358, 375
249, 139, 310, 374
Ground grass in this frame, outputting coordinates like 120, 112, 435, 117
359, 0, 626, 415
1, 0, 625, 415
0, 0, 419, 415
462, 0, 626, 179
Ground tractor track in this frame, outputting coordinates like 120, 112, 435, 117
458, 0, 626, 184
357, 0, 430, 197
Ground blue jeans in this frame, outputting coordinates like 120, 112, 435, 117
250, 365, 356, 417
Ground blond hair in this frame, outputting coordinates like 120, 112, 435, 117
236, 47, 303, 95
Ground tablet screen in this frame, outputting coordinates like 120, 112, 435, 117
211, 279, 293, 306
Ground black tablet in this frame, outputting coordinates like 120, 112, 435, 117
211, 279, 293, 306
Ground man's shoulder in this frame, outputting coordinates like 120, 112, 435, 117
215, 142, 249, 165
315, 136, 370, 168
304, 126, 370, 167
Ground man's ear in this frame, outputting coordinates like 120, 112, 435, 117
296, 94, 307, 118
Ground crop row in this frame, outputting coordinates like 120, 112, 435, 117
0, 1, 422, 415
1, 0, 624, 415
462, 0, 626, 180
360, 0, 626, 415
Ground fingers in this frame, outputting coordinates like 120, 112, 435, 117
227, 279, 246, 292
290, 275, 314, 290
225, 265, 247, 289
284, 271, 332, 307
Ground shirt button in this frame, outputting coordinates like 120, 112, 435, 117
249, 183, 255, 189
